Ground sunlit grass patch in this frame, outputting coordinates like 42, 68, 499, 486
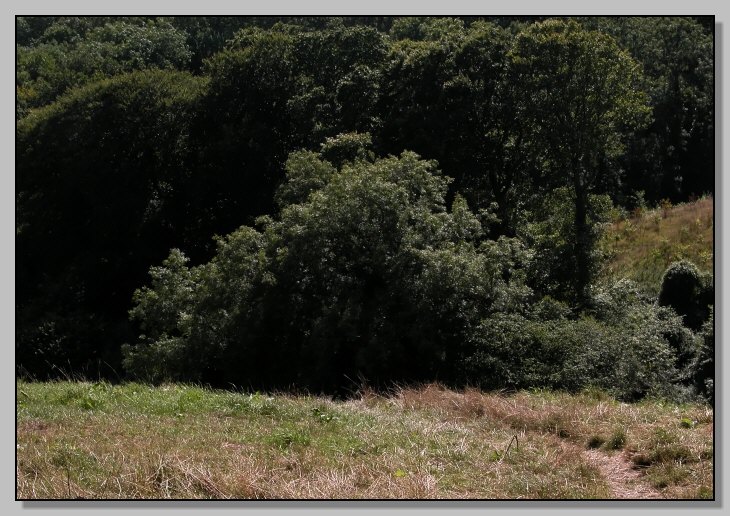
602, 196, 713, 294
17, 381, 712, 499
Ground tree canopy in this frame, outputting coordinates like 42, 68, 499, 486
509, 19, 651, 302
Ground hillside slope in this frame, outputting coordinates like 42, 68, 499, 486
601, 197, 713, 295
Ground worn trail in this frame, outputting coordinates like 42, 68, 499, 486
583, 449, 662, 499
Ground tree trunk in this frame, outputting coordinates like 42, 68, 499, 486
573, 168, 590, 306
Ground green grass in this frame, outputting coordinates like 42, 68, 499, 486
17, 381, 713, 499
601, 196, 713, 295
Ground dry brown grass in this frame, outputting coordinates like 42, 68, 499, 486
602, 196, 713, 293
16, 381, 713, 500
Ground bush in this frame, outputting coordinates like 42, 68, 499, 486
463, 279, 686, 400
124, 143, 532, 391
461, 313, 550, 390
594, 278, 696, 371
585, 280, 688, 400
687, 307, 714, 404
658, 260, 712, 331
125, 227, 267, 384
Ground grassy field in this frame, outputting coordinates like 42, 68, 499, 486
601, 196, 713, 295
16, 381, 713, 500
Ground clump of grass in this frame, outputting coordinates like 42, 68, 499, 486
268, 426, 311, 450
224, 392, 280, 418
540, 412, 572, 438
630, 443, 696, 469
631, 453, 652, 468
586, 436, 606, 449
679, 418, 695, 429
652, 427, 675, 446
695, 486, 713, 499
647, 463, 689, 489
649, 444, 695, 465
605, 428, 627, 450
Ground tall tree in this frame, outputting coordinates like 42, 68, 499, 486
16, 70, 205, 377
509, 20, 650, 303
378, 19, 518, 227
581, 17, 714, 202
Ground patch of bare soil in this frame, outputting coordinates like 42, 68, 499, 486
583, 449, 662, 499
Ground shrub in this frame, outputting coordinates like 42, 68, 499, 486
687, 308, 714, 404
585, 280, 686, 400
658, 260, 711, 331
461, 279, 686, 400
125, 227, 267, 384
461, 313, 549, 390
124, 143, 532, 391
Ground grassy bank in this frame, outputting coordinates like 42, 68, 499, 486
16, 381, 713, 500
601, 196, 713, 295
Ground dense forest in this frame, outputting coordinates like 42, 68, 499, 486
16, 16, 714, 402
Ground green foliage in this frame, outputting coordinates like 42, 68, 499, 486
274, 150, 337, 208
389, 17, 466, 42
378, 20, 515, 221
463, 279, 687, 401
268, 426, 312, 449
319, 132, 375, 168
658, 260, 713, 331
510, 20, 650, 169
16, 70, 207, 379
17, 18, 191, 116
214, 22, 386, 149
687, 308, 714, 403
17, 17, 713, 390
509, 19, 651, 302
520, 187, 613, 303
124, 146, 531, 390
125, 226, 267, 384
659, 260, 702, 306
586, 280, 691, 400
582, 17, 714, 201
679, 418, 695, 429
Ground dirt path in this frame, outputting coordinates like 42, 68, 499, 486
583, 449, 663, 499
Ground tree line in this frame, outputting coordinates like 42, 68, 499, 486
16, 16, 714, 401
